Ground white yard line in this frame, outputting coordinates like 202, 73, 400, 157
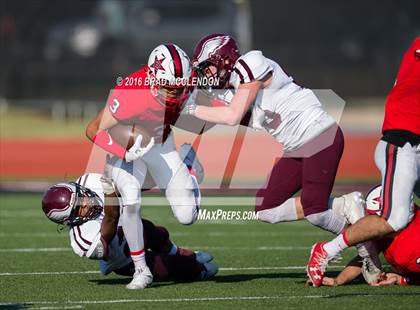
0, 231, 328, 238
0, 265, 346, 276
0, 247, 71, 253
0, 246, 311, 253
30, 306, 83, 310
0, 295, 328, 307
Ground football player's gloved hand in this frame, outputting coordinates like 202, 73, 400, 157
124, 135, 155, 162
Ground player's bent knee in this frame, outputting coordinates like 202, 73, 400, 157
387, 212, 410, 232
123, 203, 140, 215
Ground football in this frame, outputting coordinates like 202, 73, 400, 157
108, 124, 152, 150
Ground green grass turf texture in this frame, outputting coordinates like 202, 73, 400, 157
0, 193, 419, 309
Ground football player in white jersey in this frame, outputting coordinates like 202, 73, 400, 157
186, 33, 366, 246
41, 173, 218, 283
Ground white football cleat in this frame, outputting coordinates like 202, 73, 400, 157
341, 192, 365, 225
362, 256, 382, 285
357, 241, 382, 284
126, 266, 153, 289
195, 251, 214, 264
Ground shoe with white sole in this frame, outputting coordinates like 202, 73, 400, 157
342, 191, 365, 225
126, 266, 153, 289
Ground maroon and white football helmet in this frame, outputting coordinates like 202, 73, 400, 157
42, 182, 103, 226
192, 33, 240, 89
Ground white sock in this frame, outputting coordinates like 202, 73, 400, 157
329, 196, 345, 213
131, 251, 147, 270
323, 233, 349, 259
121, 204, 147, 270
305, 209, 346, 235
168, 244, 178, 256
257, 198, 298, 224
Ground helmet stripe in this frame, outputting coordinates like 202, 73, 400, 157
165, 44, 183, 79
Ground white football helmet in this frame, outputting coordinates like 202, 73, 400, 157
365, 184, 382, 216
365, 184, 415, 217
147, 44, 191, 110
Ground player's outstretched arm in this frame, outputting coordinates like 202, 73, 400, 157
191, 80, 263, 126
320, 255, 363, 286
100, 202, 120, 246
100, 176, 120, 245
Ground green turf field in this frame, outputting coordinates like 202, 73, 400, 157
0, 193, 419, 309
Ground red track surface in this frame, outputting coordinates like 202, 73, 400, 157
0, 133, 381, 181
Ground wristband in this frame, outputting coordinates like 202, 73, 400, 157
93, 130, 126, 159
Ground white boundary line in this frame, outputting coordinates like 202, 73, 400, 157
0, 265, 346, 276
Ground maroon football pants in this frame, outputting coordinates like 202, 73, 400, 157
256, 125, 344, 216
114, 219, 203, 281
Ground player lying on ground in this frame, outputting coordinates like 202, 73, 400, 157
41, 173, 218, 282
85, 44, 208, 289
307, 36, 420, 287
308, 185, 420, 287
184, 33, 372, 259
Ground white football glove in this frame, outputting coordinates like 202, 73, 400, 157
124, 135, 155, 162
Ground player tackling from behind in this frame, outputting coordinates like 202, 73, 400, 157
41, 173, 218, 283
85, 44, 201, 289
186, 34, 365, 243
307, 37, 420, 287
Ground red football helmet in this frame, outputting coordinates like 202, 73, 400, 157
192, 33, 240, 90
42, 182, 103, 226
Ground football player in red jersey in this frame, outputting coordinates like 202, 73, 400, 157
309, 186, 420, 287
307, 37, 420, 287
85, 44, 202, 289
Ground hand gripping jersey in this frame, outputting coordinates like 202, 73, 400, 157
107, 68, 182, 143
382, 37, 420, 136
229, 51, 335, 152
69, 173, 131, 272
